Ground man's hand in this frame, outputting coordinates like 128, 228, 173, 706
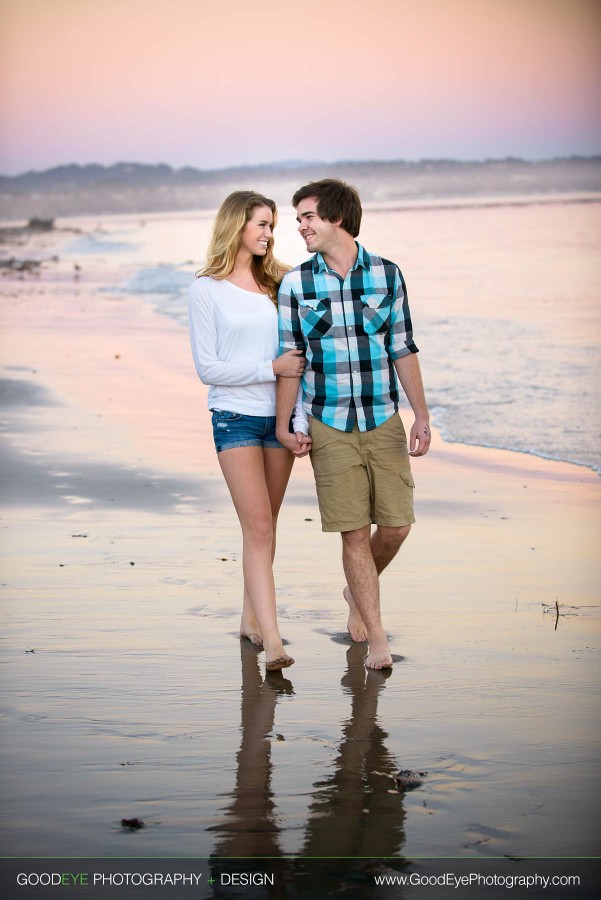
276, 429, 312, 457
409, 418, 431, 457
393, 355, 431, 458
294, 431, 312, 458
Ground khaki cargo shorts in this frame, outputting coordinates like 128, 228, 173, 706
308, 414, 415, 533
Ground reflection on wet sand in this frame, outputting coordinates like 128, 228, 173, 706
209, 640, 293, 861
302, 644, 405, 861
210, 642, 406, 895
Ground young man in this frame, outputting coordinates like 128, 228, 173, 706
276, 179, 430, 670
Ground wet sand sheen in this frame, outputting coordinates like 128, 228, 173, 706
0, 224, 599, 873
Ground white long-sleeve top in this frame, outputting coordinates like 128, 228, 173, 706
188, 276, 307, 432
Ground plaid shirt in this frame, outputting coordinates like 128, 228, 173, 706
278, 243, 418, 432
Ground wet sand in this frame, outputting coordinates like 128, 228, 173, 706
1, 225, 600, 893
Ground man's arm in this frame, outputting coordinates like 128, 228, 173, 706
394, 353, 431, 457
388, 264, 430, 457
276, 375, 307, 455
276, 275, 311, 456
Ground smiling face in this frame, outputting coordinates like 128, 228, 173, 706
295, 197, 340, 255
239, 204, 273, 258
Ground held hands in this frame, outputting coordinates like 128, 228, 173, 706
273, 349, 305, 378
294, 431, 312, 458
276, 428, 312, 458
409, 418, 431, 457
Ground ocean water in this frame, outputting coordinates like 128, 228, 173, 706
64, 197, 601, 474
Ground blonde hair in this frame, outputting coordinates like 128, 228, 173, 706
197, 191, 288, 304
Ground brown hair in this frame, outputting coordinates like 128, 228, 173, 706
197, 191, 288, 304
292, 178, 362, 237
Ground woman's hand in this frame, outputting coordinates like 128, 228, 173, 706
294, 431, 312, 458
272, 349, 305, 377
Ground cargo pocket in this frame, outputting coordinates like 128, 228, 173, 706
400, 470, 415, 489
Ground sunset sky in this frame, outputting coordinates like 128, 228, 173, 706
0, 0, 600, 175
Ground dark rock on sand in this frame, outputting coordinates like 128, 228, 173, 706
120, 817, 145, 831
394, 769, 428, 791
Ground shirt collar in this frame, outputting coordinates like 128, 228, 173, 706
312, 242, 371, 275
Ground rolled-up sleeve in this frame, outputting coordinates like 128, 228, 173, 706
388, 266, 418, 360
277, 275, 305, 355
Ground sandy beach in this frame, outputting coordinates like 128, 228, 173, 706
1, 221, 600, 897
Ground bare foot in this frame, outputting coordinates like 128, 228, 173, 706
264, 637, 294, 670
241, 633, 263, 648
265, 654, 295, 671
364, 628, 393, 670
343, 586, 368, 642
240, 619, 263, 649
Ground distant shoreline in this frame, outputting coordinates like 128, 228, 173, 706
1, 156, 600, 221
2, 154, 600, 181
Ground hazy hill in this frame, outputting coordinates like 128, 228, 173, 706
0, 157, 599, 220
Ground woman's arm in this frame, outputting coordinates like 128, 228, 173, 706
188, 287, 276, 386
291, 383, 308, 434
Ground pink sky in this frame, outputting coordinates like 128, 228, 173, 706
0, 0, 600, 174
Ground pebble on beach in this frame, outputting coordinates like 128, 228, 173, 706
120, 817, 145, 831
394, 770, 428, 791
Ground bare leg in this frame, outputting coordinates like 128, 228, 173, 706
342, 525, 411, 668
260, 448, 295, 665
342, 526, 390, 669
241, 586, 263, 647
345, 525, 411, 642
262, 447, 295, 561
218, 446, 294, 668
240, 449, 294, 648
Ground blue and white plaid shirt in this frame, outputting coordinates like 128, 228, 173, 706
278, 243, 418, 432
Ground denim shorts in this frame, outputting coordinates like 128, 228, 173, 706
211, 409, 286, 453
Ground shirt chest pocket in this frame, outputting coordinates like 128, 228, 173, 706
360, 293, 391, 334
298, 296, 333, 339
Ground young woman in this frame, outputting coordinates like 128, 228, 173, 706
188, 191, 308, 671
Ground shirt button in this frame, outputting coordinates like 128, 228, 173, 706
348, 325, 353, 331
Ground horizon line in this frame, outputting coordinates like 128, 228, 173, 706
2, 153, 600, 180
